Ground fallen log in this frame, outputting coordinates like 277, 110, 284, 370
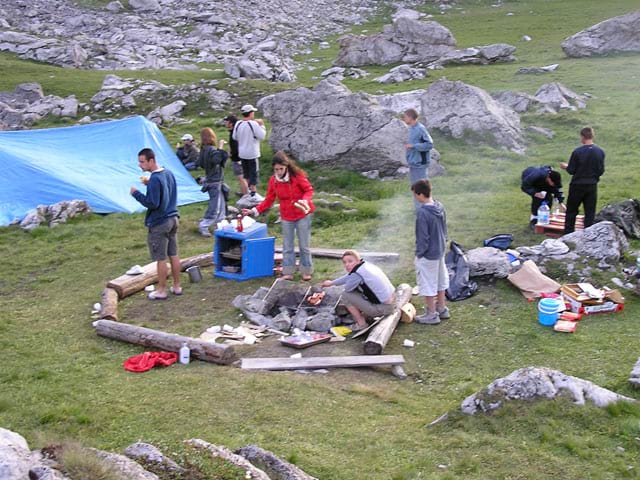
235, 445, 318, 480
107, 253, 213, 299
185, 439, 270, 480
94, 320, 237, 365
99, 287, 119, 321
364, 283, 412, 355
274, 246, 399, 262
240, 355, 404, 371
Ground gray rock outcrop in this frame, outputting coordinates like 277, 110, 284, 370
334, 17, 456, 66
236, 445, 319, 480
560, 221, 628, 265
374, 64, 428, 84
419, 79, 524, 153
19, 200, 91, 231
124, 442, 185, 477
0, 427, 31, 480
90, 448, 159, 480
562, 11, 640, 58
427, 43, 516, 68
462, 367, 635, 414
466, 247, 512, 278
516, 63, 559, 74
258, 79, 443, 176
0, 83, 78, 130
492, 82, 588, 115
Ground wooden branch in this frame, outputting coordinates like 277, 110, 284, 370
274, 246, 399, 262
241, 355, 404, 371
94, 320, 237, 365
236, 445, 318, 480
99, 287, 119, 321
107, 253, 213, 299
185, 439, 271, 480
364, 283, 413, 355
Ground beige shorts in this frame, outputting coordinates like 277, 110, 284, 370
415, 256, 449, 297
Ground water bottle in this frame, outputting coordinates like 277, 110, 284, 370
537, 201, 550, 226
179, 343, 190, 365
636, 257, 640, 274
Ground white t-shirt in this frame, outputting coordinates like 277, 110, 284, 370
232, 120, 267, 160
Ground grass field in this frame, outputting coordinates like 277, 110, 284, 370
2, 0, 640, 478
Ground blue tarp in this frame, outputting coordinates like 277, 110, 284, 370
0, 116, 207, 226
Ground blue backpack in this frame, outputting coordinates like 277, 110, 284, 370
483, 233, 513, 250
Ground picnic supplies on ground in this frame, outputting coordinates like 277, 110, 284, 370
554, 320, 578, 333
538, 297, 564, 326
561, 283, 625, 315
445, 241, 478, 301
507, 260, 561, 299
483, 233, 514, 250
280, 332, 332, 349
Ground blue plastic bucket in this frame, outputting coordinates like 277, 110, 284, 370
538, 298, 563, 326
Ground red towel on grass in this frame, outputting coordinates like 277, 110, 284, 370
123, 351, 178, 372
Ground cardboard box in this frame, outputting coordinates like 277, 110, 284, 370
561, 283, 624, 315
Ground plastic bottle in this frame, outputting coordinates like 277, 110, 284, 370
179, 343, 190, 365
236, 214, 243, 232
537, 201, 550, 226
636, 256, 640, 273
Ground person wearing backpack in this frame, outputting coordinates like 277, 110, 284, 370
520, 165, 565, 230
403, 108, 434, 207
197, 127, 228, 237
232, 104, 267, 197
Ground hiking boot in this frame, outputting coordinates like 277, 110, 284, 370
437, 307, 451, 320
415, 312, 441, 325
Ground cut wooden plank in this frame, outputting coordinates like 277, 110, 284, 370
99, 287, 119, 321
364, 283, 413, 355
94, 319, 237, 365
241, 354, 404, 371
107, 252, 213, 298
534, 212, 584, 237
274, 247, 399, 262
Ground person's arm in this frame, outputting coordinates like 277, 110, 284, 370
597, 151, 605, 177
242, 177, 277, 216
564, 152, 577, 175
323, 272, 361, 292
131, 175, 161, 209
415, 210, 431, 258
296, 174, 314, 202
254, 121, 267, 140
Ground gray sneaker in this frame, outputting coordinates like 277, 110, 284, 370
437, 307, 451, 320
415, 312, 441, 325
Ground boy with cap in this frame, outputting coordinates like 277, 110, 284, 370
176, 133, 200, 171
232, 104, 267, 196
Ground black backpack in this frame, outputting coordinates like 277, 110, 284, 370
445, 241, 478, 301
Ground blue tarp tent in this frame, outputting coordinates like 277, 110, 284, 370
0, 116, 207, 226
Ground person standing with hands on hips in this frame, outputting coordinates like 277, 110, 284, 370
560, 127, 605, 234
402, 108, 434, 206
241, 151, 315, 281
233, 104, 267, 197
130, 148, 182, 300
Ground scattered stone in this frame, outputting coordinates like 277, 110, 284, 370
124, 442, 185, 477
0, 428, 31, 480
517, 63, 559, 74
560, 221, 628, 266
374, 64, 428, 83
28, 465, 68, 480
235, 445, 318, 480
534, 82, 587, 111
90, 448, 159, 480
562, 11, 640, 58
147, 100, 187, 125
462, 367, 636, 414
466, 247, 512, 278
20, 200, 91, 231
0, 83, 78, 130
259, 79, 444, 176
630, 357, 640, 389
428, 43, 516, 68
521, 35, 532, 42
419, 79, 524, 153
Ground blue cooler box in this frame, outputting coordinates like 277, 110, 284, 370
214, 222, 275, 281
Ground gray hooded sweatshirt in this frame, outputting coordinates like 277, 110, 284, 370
415, 200, 447, 260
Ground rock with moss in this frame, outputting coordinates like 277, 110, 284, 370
462, 366, 636, 414
123, 442, 185, 477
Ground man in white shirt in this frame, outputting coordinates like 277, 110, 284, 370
232, 104, 267, 196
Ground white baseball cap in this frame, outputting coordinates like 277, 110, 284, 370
181, 134, 193, 141
240, 104, 258, 114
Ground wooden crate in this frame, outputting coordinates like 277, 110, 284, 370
534, 212, 584, 237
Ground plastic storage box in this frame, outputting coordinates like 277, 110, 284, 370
214, 222, 275, 281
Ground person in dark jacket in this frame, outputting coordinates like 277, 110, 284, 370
412, 179, 449, 325
223, 115, 248, 196
521, 165, 565, 229
175, 133, 200, 171
130, 148, 182, 299
197, 127, 228, 237
560, 127, 605, 234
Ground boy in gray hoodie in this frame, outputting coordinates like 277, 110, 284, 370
411, 179, 450, 324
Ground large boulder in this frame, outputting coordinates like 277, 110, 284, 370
560, 221, 628, 265
562, 11, 640, 58
466, 247, 512, 278
258, 79, 443, 175
420, 79, 524, 153
0, 428, 31, 479
461, 367, 635, 414
334, 17, 456, 66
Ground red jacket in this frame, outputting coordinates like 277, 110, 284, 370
256, 173, 315, 222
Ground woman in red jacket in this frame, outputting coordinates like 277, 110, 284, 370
242, 151, 315, 281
